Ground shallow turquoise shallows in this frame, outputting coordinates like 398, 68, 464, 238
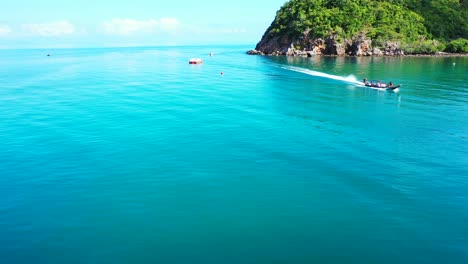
0, 46, 467, 264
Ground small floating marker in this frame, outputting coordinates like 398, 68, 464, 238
47, 53, 51, 56
220, 72, 224, 75
189, 58, 203, 64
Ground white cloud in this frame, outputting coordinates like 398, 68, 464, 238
23, 21, 75, 36
0, 25, 12, 36
100, 18, 179, 36
158, 18, 179, 31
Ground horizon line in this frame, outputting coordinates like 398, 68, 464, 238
0, 43, 258, 51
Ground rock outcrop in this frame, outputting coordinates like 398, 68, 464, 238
384, 41, 404, 56
247, 31, 404, 57
347, 34, 372, 56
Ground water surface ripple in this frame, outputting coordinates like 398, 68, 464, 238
0, 47, 467, 264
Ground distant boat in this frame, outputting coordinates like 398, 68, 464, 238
189, 58, 203, 64
363, 79, 400, 92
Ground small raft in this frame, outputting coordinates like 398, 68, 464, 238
189, 58, 203, 64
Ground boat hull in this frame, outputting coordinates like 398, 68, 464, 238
363, 84, 400, 92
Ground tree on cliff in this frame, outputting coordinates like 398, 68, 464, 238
254, 0, 467, 55
404, 0, 467, 40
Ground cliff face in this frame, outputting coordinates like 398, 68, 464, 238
248, 32, 403, 57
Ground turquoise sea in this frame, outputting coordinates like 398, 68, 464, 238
0, 46, 467, 264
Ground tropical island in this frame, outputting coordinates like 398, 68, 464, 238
248, 0, 468, 56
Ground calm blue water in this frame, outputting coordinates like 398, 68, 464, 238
0, 46, 467, 263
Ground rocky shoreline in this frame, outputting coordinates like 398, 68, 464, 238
247, 33, 467, 57
247, 49, 468, 57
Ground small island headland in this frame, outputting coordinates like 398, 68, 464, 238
248, 0, 468, 57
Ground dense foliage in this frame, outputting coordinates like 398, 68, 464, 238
445, 38, 468, 53
404, 0, 467, 40
263, 0, 467, 53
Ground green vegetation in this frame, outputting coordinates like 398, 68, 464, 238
445, 38, 468, 53
405, 0, 467, 40
263, 0, 467, 53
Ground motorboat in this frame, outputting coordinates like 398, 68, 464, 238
363, 79, 400, 91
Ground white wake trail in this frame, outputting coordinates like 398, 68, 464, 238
283, 65, 363, 86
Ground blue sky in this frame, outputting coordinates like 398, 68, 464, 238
0, 0, 287, 48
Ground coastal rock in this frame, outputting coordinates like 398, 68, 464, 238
285, 43, 309, 57
308, 38, 325, 56
324, 34, 346, 56
249, 29, 412, 57
286, 44, 298, 56
384, 41, 404, 56
255, 35, 293, 55
252, 31, 326, 56
372, 48, 384, 56
307, 46, 323, 56
348, 34, 372, 56
246, 49, 263, 55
